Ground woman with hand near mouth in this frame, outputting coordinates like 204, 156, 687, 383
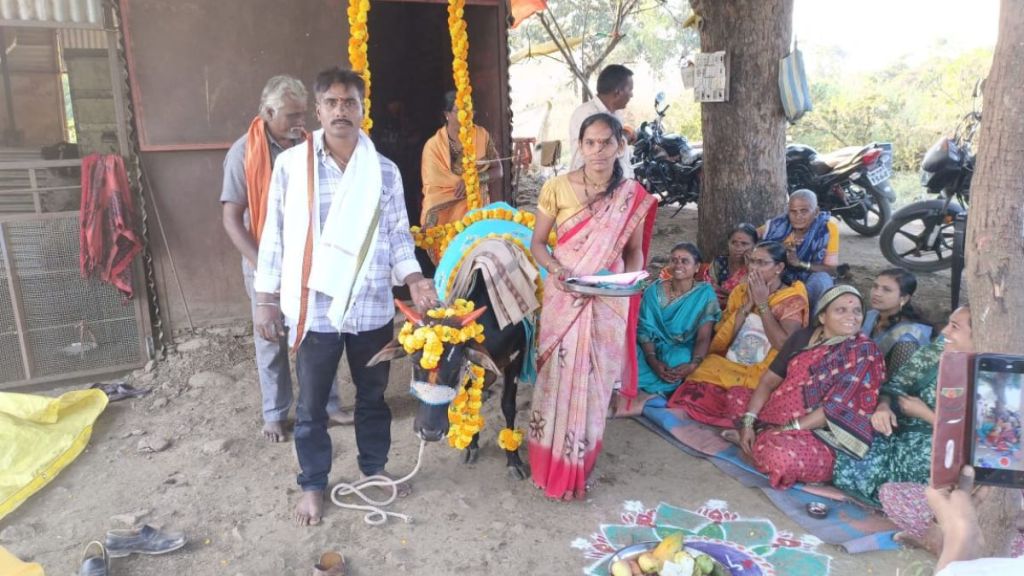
730, 285, 885, 489
668, 241, 808, 427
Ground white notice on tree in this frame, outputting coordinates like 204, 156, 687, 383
694, 51, 729, 102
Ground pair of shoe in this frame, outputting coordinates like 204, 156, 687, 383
313, 551, 347, 576
78, 525, 186, 575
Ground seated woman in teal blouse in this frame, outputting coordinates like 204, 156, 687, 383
861, 268, 933, 372
637, 242, 720, 395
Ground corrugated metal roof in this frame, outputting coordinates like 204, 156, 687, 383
0, 0, 104, 26
4, 29, 57, 73
60, 28, 106, 49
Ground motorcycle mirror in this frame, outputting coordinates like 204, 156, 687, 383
655, 92, 666, 106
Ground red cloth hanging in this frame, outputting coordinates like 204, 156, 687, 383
79, 154, 143, 299
510, 0, 546, 28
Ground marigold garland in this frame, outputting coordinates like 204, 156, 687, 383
497, 427, 524, 451
347, 0, 373, 132
396, 299, 485, 371
448, 363, 486, 450
410, 206, 553, 261
447, 0, 481, 210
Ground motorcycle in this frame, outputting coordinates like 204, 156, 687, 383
879, 81, 980, 272
632, 92, 702, 216
785, 142, 896, 237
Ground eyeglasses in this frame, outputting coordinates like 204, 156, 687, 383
745, 256, 776, 267
319, 97, 362, 112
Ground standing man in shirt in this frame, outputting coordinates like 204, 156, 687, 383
222, 75, 354, 444
568, 64, 635, 178
253, 67, 439, 526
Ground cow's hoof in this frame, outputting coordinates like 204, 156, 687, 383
507, 463, 528, 480
462, 446, 480, 464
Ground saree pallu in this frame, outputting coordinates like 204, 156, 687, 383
636, 281, 720, 394
420, 126, 494, 230
528, 180, 656, 500
667, 282, 808, 427
834, 339, 943, 504
730, 334, 885, 488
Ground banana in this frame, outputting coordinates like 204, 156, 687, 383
652, 533, 685, 562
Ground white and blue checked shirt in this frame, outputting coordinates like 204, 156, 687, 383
254, 133, 420, 334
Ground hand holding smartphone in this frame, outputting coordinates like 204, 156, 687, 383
931, 352, 1024, 489
970, 354, 1024, 488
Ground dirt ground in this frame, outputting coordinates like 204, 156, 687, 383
0, 204, 950, 576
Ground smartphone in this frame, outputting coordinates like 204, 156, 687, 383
970, 353, 1024, 488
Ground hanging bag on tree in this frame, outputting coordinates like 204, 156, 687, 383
779, 39, 812, 123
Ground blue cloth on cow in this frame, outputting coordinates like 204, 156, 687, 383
433, 202, 544, 385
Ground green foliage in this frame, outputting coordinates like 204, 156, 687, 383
790, 47, 993, 172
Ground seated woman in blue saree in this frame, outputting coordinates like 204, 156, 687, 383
637, 243, 720, 395
861, 268, 932, 372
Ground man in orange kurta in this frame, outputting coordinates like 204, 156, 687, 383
420, 91, 502, 235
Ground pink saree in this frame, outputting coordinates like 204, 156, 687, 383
528, 179, 657, 500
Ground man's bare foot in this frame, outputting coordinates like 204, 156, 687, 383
328, 406, 355, 427
262, 421, 287, 442
294, 490, 324, 526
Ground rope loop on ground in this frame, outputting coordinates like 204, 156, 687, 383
329, 438, 427, 525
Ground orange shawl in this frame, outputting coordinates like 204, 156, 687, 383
243, 117, 274, 242
420, 125, 491, 227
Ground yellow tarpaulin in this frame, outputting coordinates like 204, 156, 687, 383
0, 389, 107, 521
0, 546, 44, 575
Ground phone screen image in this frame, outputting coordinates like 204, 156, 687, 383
972, 362, 1024, 475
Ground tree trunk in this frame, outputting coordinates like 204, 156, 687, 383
691, 0, 792, 256
965, 0, 1024, 556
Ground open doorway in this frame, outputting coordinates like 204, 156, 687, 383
367, 0, 509, 227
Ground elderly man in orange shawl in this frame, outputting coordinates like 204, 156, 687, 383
221, 75, 351, 442
420, 91, 502, 239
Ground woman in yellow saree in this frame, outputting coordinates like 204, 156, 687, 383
668, 241, 809, 427
420, 91, 501, 234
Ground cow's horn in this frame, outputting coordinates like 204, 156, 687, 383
459, 305, 488, 326
395, 298, 424, 325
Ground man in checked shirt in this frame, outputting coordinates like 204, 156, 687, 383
253, 67, 439, 526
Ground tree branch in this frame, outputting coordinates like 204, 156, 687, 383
537, 12, 591, 97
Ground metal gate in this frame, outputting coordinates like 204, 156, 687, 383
0, 211, 148, 388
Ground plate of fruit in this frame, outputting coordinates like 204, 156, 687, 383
608, 534, 729, 576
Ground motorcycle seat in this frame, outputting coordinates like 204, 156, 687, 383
811, 144, 873, 173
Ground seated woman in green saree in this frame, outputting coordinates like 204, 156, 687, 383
833, 306, 974, 506
636, 242, 720, 395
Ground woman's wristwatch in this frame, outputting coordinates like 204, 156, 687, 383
801, 261, 812, 271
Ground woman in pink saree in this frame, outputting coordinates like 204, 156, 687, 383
527, 113, 658, 500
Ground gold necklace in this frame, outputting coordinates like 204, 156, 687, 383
582, 171, 611, 198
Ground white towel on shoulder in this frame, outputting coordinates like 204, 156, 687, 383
306, 131, 383, 330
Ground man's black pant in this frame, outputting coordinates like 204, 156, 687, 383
294, 322, 393, 492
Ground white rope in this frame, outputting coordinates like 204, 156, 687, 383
328, 438, 428, 526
